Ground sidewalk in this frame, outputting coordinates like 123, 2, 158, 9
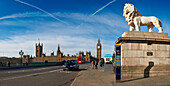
71, 65, 115, 86
71, 64, 170, 86
115, 75, 170, 86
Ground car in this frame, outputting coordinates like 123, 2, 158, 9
63, 60, 79, 71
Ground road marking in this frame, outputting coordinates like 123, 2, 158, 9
66, 71, 79, 86
0, 68, 62, 81
70, 66, 89, 86
0, 64, 90, 81
0, 68, 76, 81
49, 69, 63, 72
6, 66, 62, 74
59, 70, 72, 73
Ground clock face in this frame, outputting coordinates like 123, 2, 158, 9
98, 46, 100, 48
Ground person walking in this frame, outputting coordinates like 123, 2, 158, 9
100, 60, 102, 67
8, 61, 10, 67
95, 60, 98, 69
102, 59, 104, 66
6, 62, 8, 67
0, 62, 2, 66
91, 60, 94, 69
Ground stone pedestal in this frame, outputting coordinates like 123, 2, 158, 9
116, 31, 170, 81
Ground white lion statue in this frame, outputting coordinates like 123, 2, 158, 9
123, 3, 163, 33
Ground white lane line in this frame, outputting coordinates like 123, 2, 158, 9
49, 69, 63, 72
59, 70, 72, 73
6, 66, 62, 74
0, 68, 63, 81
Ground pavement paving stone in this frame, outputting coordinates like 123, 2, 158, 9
71, 64, 170, 86
71, 66, 115, 86
116, 75, 170, 86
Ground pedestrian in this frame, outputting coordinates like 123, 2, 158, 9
62, 60, 66, 65
91, 60, 94, 69
102, 59, 104, 66
8, 61, 10, 67
0, 61, 2, 66
6, 62, 8, 67
26, 62, 28, 66
66, 60, 71, 70
95, 60, 98, 69
100, 60, 102, 67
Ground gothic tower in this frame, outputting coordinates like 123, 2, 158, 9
97, 38, 102, 60
86, 51, 91, 62
57, 44, 62, 62
36, 42, 43, 57
57, 44, 61, 56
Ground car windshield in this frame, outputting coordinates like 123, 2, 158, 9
70, 60, 78, 65
65, 60, 78, 65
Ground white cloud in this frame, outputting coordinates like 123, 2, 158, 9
0, 12, 128, 58
0, 12, 42, 20
0, 34, 113, 58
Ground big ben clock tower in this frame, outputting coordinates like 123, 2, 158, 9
97, 38, 101, 60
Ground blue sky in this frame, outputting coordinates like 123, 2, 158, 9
0, 0, 170, 57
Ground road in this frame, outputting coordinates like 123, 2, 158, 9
0, 63, 90, 86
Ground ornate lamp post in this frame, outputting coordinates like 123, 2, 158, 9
19, 50, 24, 64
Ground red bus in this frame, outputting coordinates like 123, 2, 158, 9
77, 56, 85, 63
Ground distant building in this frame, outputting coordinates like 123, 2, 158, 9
35, 43, 43, 57
51, 51, 54, 56
22, 55, 30, 63
79, 51, 84, 56
1, 38, 103, 64
104, 54, 112, 64
85, 51, 91, 62
97, 38, 102, 60
22, 42, 94, 63
0, 57, 21, 64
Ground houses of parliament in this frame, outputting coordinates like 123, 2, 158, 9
22, 38, 102, 63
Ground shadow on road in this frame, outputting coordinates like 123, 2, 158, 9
121, 77, 145, 83
66, 68, 87, 71
78, 68, 87, 71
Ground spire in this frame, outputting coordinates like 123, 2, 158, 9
38, 42, 40, 46
58, 44, 60, 51
38, 38, 41, 46
57, 44, 61, 56
98, 37, 100, 43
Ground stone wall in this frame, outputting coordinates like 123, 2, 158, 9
30, 56, 77, 63
116, 31, 170, 81
0, 58, 21, 67
61, 57, 77, 61
0, 58, 21, 64
121, 43, 170, 66
31, 58, 44, 62
121, 65, 170, 81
